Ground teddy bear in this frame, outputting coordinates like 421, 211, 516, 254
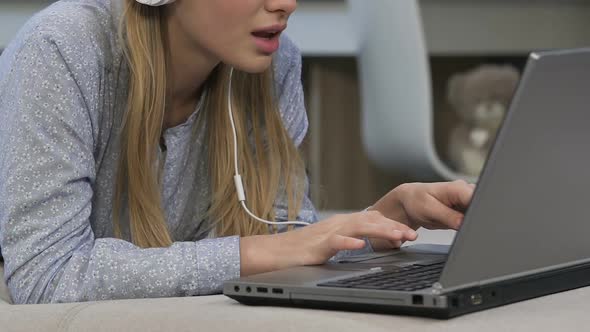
447, 64, 520, 177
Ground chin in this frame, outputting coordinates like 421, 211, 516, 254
234, 56, 273, 74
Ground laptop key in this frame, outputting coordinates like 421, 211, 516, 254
317, 262, 446, 291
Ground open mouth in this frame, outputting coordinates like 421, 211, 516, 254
251, 31, 279, 39
251, 25, 286, 53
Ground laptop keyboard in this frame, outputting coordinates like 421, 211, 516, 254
317, 261, 444, 292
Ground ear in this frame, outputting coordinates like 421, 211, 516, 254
447, 74, 466, 109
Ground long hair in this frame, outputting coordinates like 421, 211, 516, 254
114, 0, 305, 248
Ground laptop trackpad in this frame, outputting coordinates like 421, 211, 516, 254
334, 244, 449, 266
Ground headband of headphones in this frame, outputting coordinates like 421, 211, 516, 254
135, 0, 175, 7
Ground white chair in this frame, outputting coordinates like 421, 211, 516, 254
349, 0, 476, 183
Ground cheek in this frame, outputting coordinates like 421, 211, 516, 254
182, 1, 255, 47
180, 8, 239, 49
177, 1, 271, 72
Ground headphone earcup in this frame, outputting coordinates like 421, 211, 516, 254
135, 0, 175, 6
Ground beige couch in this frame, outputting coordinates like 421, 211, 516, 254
4, 263, 590, 331
3, 230, 590, 332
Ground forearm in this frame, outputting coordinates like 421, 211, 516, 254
4, 235, 242, 304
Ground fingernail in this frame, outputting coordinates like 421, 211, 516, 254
406, 230, 418, 237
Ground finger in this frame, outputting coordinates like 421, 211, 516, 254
435, 180, 475, 211
359, 210, 385, 223
329, 235, 367, 251
369, 238, 404, 251
423, 196, 464, 230
357, 211, 416, 234
353, 217, 418, 242
452, 180, 476, 207
390, 240, 403, 248
362, 211, 415, 233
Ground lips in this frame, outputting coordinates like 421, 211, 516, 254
251, 25, 286, 54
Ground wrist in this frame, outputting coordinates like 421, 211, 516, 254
239, 233, 297, 276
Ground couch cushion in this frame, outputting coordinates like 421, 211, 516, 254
0, 256, 589, 332
0, 263, 12, 304
0, 289, 590, 332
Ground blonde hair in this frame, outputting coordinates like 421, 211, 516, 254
114, 0, 305, 248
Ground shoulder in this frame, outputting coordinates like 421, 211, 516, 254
271, 35, 308, 146
0, 0, 123, 146
273, 34, 303, 85
2, 0, 120, 72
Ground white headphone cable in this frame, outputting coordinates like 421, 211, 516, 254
227, 68, 310, 227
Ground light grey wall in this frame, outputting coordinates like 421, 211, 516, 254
3, 1, 590, 55
289, 0, 590, 56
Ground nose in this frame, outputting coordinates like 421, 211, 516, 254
266, 0, 297, 17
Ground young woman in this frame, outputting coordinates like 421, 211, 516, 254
0, 0, 474, 304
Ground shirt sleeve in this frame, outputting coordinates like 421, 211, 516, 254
272, 35, 374, 257
0, 21, 240, 304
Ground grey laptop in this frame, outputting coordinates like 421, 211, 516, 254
223, 48, 590, 319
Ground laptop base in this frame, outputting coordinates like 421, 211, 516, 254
227, 261, 590, 319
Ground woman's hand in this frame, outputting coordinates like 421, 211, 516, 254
240, 211, 418, 276
368, 180, 475, 250
240, 180, 475, 276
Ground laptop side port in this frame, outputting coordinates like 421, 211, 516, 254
470, 293, 483, 305
412, 295, 424, 305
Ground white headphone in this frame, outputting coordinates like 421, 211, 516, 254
227, 68, 311, 227
135, 0, 175, 7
